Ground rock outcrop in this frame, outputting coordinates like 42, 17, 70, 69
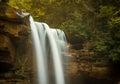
0, 2, 31, 70
0, 2, 37, 84
0, 2, 29, 24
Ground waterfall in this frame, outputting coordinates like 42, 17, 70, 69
29, 16, 68, 84
30, 17, 48, 84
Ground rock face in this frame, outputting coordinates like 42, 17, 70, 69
0, 3, 37, 84
0, 2, 31, 70
0, 35, 14, 68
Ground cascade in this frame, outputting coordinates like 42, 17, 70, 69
30, 17, 48, 84
29, 16, 68, 84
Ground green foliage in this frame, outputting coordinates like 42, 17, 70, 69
109, 47, 120, 61
98, 6, 115, 18
8, 0, 45, 20
7, 0, 120, 62
94, 40, 107, 52
107, 10, 120, 61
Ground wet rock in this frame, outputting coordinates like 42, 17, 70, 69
0, 2, 30, 24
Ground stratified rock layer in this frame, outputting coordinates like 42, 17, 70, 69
0, 2, 31, 69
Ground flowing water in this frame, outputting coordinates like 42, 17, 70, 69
29, 16, 68, 84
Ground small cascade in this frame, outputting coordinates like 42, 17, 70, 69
50, 29, 68, 59
29, 16, 68, 84
56, 29, 67, 42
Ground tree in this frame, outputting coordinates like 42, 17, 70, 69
8, 0, 120, 62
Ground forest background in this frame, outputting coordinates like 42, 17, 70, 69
6, 0, 120, 62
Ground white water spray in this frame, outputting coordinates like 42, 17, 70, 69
30, 16, 48, 84
30, 16, 68, 84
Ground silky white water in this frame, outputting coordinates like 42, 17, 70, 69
29, 16, 68, 84
30, 16, 48, 84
